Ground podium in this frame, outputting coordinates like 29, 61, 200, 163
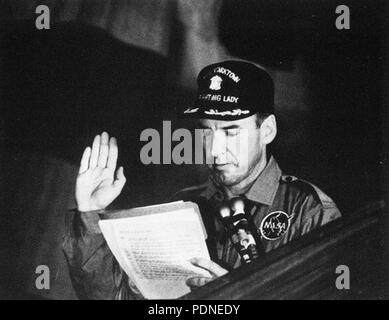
182, 201, 387, 300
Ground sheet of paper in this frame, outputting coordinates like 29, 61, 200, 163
99, 207, 211, 299
100, 201, 207, 238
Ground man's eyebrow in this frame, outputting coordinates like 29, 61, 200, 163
219, 124, 240, 130
195, 123, 241, 130
196, 123, 209, 129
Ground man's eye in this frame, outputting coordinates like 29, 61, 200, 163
226, 129, 239, 137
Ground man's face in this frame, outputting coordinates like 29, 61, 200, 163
199, 114, 265, 187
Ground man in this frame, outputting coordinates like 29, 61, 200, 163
63, 60, 341, 299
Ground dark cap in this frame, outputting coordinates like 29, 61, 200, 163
183, 60, 274, 120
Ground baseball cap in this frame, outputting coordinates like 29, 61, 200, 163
182, 60, 274, 120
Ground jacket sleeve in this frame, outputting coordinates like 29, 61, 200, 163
300, 185, 342, 235
62, 209, 141, 300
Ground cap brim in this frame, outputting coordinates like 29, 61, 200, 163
181, 104, 255, 121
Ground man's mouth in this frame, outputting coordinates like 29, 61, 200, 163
213, 163, 235, 170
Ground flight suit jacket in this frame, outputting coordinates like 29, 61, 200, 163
62, 156, 341, 299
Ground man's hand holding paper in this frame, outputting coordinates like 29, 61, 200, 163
187, 257, 228, 289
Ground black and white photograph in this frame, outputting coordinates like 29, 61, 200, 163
0, 0, 388, 303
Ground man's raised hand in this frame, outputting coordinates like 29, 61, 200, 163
75, 132, 126, 212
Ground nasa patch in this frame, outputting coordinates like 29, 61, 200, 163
259, 211, 292, 241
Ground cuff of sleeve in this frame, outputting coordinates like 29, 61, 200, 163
69, 208, 107, 234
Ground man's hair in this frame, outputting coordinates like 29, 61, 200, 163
255, 113, 273, 128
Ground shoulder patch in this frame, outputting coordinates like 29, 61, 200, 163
259, 211, 292, 240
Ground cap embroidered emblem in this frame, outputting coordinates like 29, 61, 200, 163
209, 75, 222, 91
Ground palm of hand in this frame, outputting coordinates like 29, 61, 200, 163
77, 167, 117, 211
75, 132, 126, 212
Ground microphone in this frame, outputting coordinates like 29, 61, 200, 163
218, 197, 259, 264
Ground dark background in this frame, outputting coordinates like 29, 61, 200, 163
0, 0, 387, 299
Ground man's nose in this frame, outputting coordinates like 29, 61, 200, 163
210, 131, 227, 159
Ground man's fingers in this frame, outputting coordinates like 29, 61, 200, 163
89, 135, 100, 169
190, 257, 228, 277
97, 132, 109, 168
113, 166, 126, 191
79, 147, 91, 173
107, 137, 118, 171
186, 276, 212, 289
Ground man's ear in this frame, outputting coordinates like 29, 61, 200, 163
260, 115, 277, 145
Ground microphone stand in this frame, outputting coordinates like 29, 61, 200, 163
219, 198, 260, 265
